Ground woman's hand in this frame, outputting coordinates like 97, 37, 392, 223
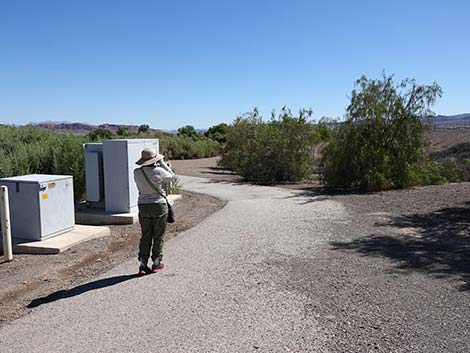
160, 158, 174, 173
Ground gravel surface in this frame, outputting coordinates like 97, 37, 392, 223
0, 175, 349, 352
1, 165, 469, 352
278, 183, 470, 352
0, 191, 225, 326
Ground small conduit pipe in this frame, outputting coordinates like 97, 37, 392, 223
0, 186, 13, 262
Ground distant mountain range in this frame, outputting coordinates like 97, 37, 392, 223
432, 113, 470, 123
26, 122, 165, 135
15, 114, 470, 135
23, 121, 209, 135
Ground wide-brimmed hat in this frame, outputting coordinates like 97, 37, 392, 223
136, 148, 164, 166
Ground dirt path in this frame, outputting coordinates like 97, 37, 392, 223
2, 157, 469, 352
0, 175, 343, 353
171, 156, 239, 181
174, 158, 470, 352
0, 191, 225, 326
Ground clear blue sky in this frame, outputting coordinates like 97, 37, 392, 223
1, 0, 469, 129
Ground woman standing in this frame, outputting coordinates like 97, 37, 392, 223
133, 147, 175, 275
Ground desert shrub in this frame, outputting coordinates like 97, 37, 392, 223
157, 133, 221, 159
220, 107, 320, 183
166, 175, 182, 195
430, 143, 470, 183
116, 126, 130, 137
50, 134, 86, 201
0, 152, 12, 177
407, 159, 446, 186
315, 117, 337, 141
138, 124, 150, 134
320, 74, 443, 191
463, 159, 470, 180
0, 125, 86, 201
88, 128, 114, 141
177, 125, 199, 140
207, 123, 228, 144
0, 124, 221, 201
439, 157, 470, 182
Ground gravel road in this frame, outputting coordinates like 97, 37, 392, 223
0, 191, 224, 326
0, 176, 469, 352
0, 175, 349, 352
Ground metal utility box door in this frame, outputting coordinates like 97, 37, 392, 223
103, 139, 159, 213
0, 175, 75, 242
84, 143, 104, 203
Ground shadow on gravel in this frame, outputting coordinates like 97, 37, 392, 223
27, 274, 140, 308
331, 203, 470, 291
283, 189, 370, 204
201, 166, 239, 176
203, 178, 243, 185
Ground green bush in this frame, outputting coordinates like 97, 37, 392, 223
50, 134, 86, 201
207, 123, 228, 144
158, 134, 221, 159
116, 126, 130, 137
439, 157, 470, 182
87, 126, 222, 160
0, 124, 222, 202
138, 124, 150, 134
430, 143, 470, 183
408, 159, 446, 186
320, 74, 443, 191
177, 125, 199, 140
315, 117, 337, 142
88, 128, 114, 141
0, 125, 87, 201
220, 107, 320, 183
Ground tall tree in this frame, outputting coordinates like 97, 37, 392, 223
321, 73, 442, 190
207, 123, 228, 144
138, 124, 150, 134
177, 125, 198, 139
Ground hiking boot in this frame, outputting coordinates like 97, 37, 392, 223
151, 262, 165, 273
138, 263, 151, 275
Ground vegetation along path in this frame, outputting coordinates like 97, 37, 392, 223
1, 175, 469, 352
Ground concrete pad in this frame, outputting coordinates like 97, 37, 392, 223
75, 207, 139, 225
13, 225, 110, 255
75, 194, 183, 226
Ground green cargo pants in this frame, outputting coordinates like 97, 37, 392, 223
138, 203, 168, 263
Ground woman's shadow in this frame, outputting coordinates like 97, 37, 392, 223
28, 274, 140, 308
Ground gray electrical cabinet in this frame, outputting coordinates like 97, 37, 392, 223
84, 143, 104, 205
0, 175, 75, 242
84, 139, 159, 213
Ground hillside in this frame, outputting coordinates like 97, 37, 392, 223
432, 113, 470, 129
26, 122, 164, 135
433, 113, 470, 123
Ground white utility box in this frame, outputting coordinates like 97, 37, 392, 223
0, 175, 75, 242
84, 139, 159, 213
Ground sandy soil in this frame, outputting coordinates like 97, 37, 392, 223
427, 129, 470, 151
171, 156, 240, 181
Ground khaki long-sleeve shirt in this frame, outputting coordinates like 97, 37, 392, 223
133, 164, 175, 204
